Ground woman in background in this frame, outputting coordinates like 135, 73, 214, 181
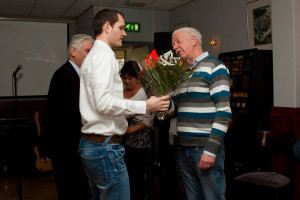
121, 60, 154, 200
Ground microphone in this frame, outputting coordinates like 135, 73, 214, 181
13, 65, 22, 76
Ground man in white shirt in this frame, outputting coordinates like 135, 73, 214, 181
79, 9, 170, 200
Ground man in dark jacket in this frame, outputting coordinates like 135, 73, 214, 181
40, 34, 94, 200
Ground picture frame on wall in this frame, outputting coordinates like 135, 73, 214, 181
247, 0, 272, 50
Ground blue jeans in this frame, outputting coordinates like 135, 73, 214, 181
79, 136, 130, 200
178, 144, 226, 200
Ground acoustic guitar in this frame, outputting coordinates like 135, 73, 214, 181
34, 112, 53, 172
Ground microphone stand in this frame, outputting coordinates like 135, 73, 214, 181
13, 73, 22, 200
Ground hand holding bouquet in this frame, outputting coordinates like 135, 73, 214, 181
139, 49, 195, 120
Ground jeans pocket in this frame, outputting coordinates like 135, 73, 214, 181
108, 145, 126, 170
79, 149, 109, 186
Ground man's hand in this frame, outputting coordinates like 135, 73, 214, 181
198, 153, 216, 170
146, 95, 170, 112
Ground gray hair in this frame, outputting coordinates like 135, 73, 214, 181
67, 34, 94, 58
172, 27, 202, 47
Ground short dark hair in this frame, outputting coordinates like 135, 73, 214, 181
93, 9, 124, 37
120, 61, 141, 79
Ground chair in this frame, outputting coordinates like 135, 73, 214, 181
234, 130, 290, 200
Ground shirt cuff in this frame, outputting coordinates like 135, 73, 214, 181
203, 150, 216, 158
166, 99, 174, 115
135, 101, 147, 114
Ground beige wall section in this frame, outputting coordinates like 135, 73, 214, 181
295, 0, 300, 107
169, 0, 254, 58
272, 0, 300, 107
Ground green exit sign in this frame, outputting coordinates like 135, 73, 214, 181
125, 22, 141, 32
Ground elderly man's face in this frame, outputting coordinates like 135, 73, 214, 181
172, 31, 194, 62
73, 40, 93, 67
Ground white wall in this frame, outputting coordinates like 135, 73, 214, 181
272, 0, 300, 107
295, 0, 300, 107
153, 10, 170, 33
74, 6, 169, 43
68, 6, 94, 39
169, 0, 253, 57
77, 6, 95, 36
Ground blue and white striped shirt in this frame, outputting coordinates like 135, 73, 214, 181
170, 53, 232, 157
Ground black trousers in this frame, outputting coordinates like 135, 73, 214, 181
124, 146, 152, 200
52, 153, 90, 200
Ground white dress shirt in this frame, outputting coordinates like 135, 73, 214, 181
80, 40, 146, 136
68, 60, 80, 75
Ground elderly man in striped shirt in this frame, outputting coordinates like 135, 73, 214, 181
169, 27, 232, 200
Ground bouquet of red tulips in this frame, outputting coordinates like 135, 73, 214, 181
139, 49, 195, 119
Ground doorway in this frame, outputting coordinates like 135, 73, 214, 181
113, 42, 153, 69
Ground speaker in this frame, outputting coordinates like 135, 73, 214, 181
154, 32, 173, 55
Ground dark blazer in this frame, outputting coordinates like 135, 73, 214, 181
40, 61, 90, 200
40, 61, 82, 160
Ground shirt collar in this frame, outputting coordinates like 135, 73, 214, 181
68, 60, 80, 75
96, 40, 116, 57
193, 51, 209, 66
